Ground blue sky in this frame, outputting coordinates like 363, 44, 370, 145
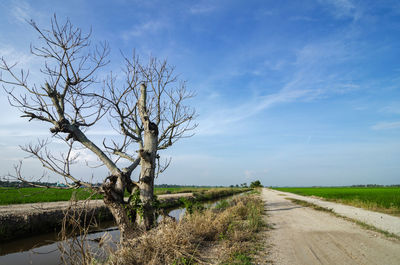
0, 0, 400, 186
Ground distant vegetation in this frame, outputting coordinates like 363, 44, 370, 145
274, 186, 400, 216
0, 181, 224, 189
250, 180, 263, 188
0, 186, 249, 205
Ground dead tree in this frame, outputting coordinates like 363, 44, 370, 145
104, 52, 197, 230
0, 16, 196, 241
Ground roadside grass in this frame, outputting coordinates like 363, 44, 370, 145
107, 193, 266, 265
287, 198, 334, 213
0, 187, 243, 205
274, 187, 400, 216
288, 198, 400, 241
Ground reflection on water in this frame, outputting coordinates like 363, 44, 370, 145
0, 195, 238, 265
0, 207, 188, 265
0, 226, 120, 265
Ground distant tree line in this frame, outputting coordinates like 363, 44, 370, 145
0, 180, 59, 188
0, 180, 228, 189
229, 180, 264, 189
155, 184, 224, 188
229, 183, 248, 188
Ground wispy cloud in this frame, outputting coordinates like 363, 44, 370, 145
371, 121, 400, 130
263, 59, 286, 71
8, 0, 45, 24
70, 149, 100, 164
197, 88, 317, 135
11, 1, 31, 23
0, 45, 34, 68
380, 103, 400, 115
319, 0, 362, 21
121, 20, 168, 40
196, 25, 363, 136
289, 16, 317, 22
189, 4, 216, 14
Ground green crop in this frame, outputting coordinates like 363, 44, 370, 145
274, 187, 400, 216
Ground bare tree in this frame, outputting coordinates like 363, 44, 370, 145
0, 16, 196, 241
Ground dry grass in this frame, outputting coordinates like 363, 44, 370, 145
107, 194, 265, 265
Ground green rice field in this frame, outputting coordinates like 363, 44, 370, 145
273, 187, 400, 216
0, 186, 224, 205
0, 187, 103, 205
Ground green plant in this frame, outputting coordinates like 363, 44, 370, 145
232, 252, 252, 265
180, 198, 204, 214
274, 187, 400, 216
172, 257, 196, 265
215, 199, 230, 209
222, 252, 252, 265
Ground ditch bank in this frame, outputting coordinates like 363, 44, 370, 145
0, 188, 250, 242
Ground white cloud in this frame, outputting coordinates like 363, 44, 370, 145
70, 148, 100, 164
263, 59, 286, 71
0, 45, 35, 68
197, 88, 317, 135
371, 121, 400, 130
197, 31, 361, 136
189, 4, 216, 14
11, 1, 32, 23
319, 0, 362, 21
289, 16, 317, 22
381, 103, 400, 115
86, 129, 119, 136
121, 20, 167, 40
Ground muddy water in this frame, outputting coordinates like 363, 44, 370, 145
0, 196, 235, 265
0, 208, 189, 265
0, 202, 219, 264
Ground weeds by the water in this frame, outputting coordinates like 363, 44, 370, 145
58, 196, 107, 265
107, 194, 265, 265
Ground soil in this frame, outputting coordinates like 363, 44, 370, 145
260, 188, 400, 265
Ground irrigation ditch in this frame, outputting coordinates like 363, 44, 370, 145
0, 188, 252, 264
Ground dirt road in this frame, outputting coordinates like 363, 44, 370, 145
261, 188, 400, 265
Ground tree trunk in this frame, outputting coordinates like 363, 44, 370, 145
137, 83, 159, 230
138, 122, 158, 229
104, 198, 136, 242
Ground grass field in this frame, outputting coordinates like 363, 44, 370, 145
0, 186, 232, 205
0, 187, 104, 205
273, 187, 400, 216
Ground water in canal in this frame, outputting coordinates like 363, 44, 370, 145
0, 199, 227, 264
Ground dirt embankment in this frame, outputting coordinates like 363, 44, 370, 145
0, 193, 193, 242
262, 188, 400, 265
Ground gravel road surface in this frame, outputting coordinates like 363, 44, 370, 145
273, 189, 400, 236
262, 188, 400, 265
